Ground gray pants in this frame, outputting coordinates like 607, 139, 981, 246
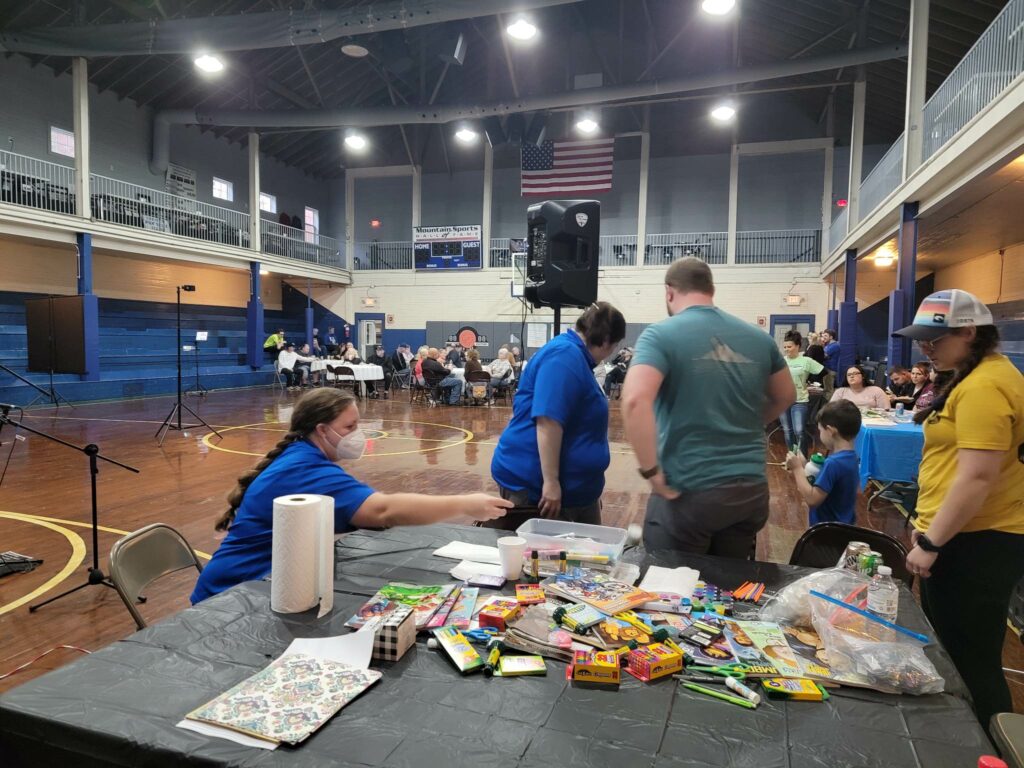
479, 486, 602, 531
642, 480, 769, 560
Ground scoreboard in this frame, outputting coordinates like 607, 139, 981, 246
413, 225, 482, 271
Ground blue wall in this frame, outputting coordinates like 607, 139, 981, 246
856, 274, 935, 362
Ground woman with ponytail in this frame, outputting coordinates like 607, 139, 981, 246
191, 388, 511, 602
894, 290, 1024, 732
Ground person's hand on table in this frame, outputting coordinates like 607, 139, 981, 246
539, 480, 562, 518
785, 451, 806, 472
463, 494, 513, 522
649, 471, 681, 500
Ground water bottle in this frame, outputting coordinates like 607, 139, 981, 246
867, 566, 899, 623
895, 402, 905, 421
805, 453, 825, 484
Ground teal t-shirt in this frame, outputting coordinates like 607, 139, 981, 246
632, 305, 786, 491
786, 355, 825, 403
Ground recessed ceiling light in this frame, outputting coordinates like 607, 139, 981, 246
710, 103, 736, 122
341, 43, 370, 58
701, 0, 736, 15
454, 127, 479, 144
575, 116, 599, 134
506, 18, 538, 41
344, 130, 368, 151
194, 54, 224, 73
259, 269, 270, 275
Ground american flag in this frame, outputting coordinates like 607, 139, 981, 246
521, 138, 615, 196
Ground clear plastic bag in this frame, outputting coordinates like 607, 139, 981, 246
809, 591, 945, 695
759, 568, 868, 627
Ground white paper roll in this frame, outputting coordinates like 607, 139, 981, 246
270, 494, 335, 618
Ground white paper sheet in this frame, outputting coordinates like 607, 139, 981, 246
177, 631, 374, 750
526, 323, 548, 348
449, 560, 505, 581
639, 565, 700, 599
432, 541, 502, 565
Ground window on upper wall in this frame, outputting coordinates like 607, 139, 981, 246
304, 206, 319, 243
49, 126, 75, 158
259, 192, 277, 213
212, 177, 234, 202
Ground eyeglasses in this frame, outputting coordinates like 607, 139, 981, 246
915, 334, 949, 352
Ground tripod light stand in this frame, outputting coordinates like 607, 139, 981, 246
155, 285, 222, 446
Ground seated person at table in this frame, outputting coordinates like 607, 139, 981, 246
902, 361, 936, 411
487, 348, 515, 397
603, 347, 633, 397
366, 344, 392, 397
277, 342, 314, 389
446, 342, 465, 368
191, 389, 511, 603
422, 347, 464, 405
413, 345, 429, 385
297, 343, 318, 385
830, 366, 890, 410
311, 329, 325, 358
786, 400, 861, 526
324, 326, 339, 355
464, 348, 483, 375
263, 328, 286, 361
886, 366, 914, 403
390, 343, 412, 388
342, 343, 363, 364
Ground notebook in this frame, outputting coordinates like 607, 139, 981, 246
541, 568, 653, 615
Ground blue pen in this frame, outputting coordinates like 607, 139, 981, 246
809, 589, 930, 644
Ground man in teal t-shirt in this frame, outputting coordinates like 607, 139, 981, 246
622, 257, 796, 558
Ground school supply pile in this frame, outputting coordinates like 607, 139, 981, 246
345, 583, 457, 630
540, 567, 654, 614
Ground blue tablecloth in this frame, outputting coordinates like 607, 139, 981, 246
855, 420, 925, 488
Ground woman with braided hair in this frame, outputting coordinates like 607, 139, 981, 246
191, 388, 511, 602
894, 289, 1024, 732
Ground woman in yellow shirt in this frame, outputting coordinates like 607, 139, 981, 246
895, 289, 1024, 732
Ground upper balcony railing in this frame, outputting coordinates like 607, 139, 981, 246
856, 133, 905, 228
922, 0, 1024, 161
261, 220, 341, 268
0, 150, 76, 214
352, 240, 414, 270
829, 208, 849, 255
645, 231, 728, 265
735, 229, 821, 264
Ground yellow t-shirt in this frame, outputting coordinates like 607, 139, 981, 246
263, 333, 283, 350
914, 354, 1024, 534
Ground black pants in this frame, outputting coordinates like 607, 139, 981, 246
919, 529, 1024, 732
478, 486, 602, 531
643, 480, 769, 559
280, 367, 297, 387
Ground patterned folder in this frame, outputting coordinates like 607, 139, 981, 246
186, 653, 381, 745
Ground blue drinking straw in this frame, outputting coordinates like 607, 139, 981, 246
809, 589, 930, 644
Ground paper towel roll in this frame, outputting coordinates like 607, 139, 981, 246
271, 494, 335, 618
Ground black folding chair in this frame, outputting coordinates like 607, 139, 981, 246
789, 522, 912, 587
465, 370, 491, 405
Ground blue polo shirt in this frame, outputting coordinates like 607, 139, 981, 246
809, 449, 859, 526
824, 341, 841, 372
191, 440, 374, 603
491, 331, 610, 507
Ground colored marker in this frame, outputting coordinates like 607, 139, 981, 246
683, 682, 756, 709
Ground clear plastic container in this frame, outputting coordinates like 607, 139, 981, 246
514, 518, 628, 562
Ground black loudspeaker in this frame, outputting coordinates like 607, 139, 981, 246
524, 200, 600, 309
25, 296, 88, 374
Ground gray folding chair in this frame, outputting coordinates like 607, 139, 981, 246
109, 523, 204, 629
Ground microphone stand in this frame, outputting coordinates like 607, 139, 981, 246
0, 411, 141, 614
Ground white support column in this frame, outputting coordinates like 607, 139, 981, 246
482, 143, 494, 268
727, 145, 739, 265
636, 130, 650, 266
902, 0, 929, 179
821, 140, 834, 262
71, 57, 90, 219
247, 132, 261, 252
847, 77, 866, 227
345, 171, 355, 271
411, 165, 422, 229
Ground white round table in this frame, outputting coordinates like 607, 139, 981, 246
311, 361, 384, 397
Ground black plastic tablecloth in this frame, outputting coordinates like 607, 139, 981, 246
0, 524, 993, 767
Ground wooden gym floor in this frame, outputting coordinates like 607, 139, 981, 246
0, 386, 1020, 711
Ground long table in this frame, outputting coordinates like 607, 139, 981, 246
0, 525, 993, 767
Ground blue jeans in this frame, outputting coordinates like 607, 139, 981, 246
439, 375, 464, 404
781, 401, 808, 453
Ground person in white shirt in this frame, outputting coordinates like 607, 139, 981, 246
278, 343, 316, 389
486, 349, 515, 399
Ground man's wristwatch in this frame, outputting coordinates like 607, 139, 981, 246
916, 533, 942, 553
639, 465, 660, 480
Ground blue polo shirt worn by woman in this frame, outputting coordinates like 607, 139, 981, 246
491, 331, 610, 507
191, 439, 374, 603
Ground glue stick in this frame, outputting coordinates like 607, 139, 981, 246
725, 676, 761, 707
530, 550, 540, 579
559, 550, 567, 574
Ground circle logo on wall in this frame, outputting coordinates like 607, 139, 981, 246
452, 326, 488, 349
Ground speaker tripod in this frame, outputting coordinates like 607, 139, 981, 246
0, 363, 73, 409
184, 339, 208, 397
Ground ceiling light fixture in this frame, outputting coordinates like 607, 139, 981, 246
341, 43, 370, 58
575, 113, 599, 134
506, 18, 538, 41
710, 103, 736, 122
701, 0, 736, 16
193, 54, 224, 73
454, 126, 479, 144
344, 130, 368, 151
874, 246, 896, 267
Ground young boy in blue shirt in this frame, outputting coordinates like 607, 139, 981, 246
786, 400, 861, 525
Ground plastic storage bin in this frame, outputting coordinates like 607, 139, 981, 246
515, 519, 628, 562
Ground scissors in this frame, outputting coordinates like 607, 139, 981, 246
684, 662, 752, 680
462, 627, 499, 645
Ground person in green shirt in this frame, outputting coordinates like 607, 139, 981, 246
263, 328, 285, 361
781, 330, 824, 454
623, 257, 796, 558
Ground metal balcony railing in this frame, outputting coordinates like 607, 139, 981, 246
0, 150, 76, 214
644, 232, 728, 265
857, 134, 905, 226
829, 207, 849, 254
598, 234, 638, 266
489, 238, 513, 269
735, 229, 821, 264
261, 220, 341, 267
352, 240, 414, 270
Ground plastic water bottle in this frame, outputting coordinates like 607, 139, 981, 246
895, 402, 905, 421
805, 453, 825, 484
867, 566, 899, 623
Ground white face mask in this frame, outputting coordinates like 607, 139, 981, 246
327, 426, 366, 461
